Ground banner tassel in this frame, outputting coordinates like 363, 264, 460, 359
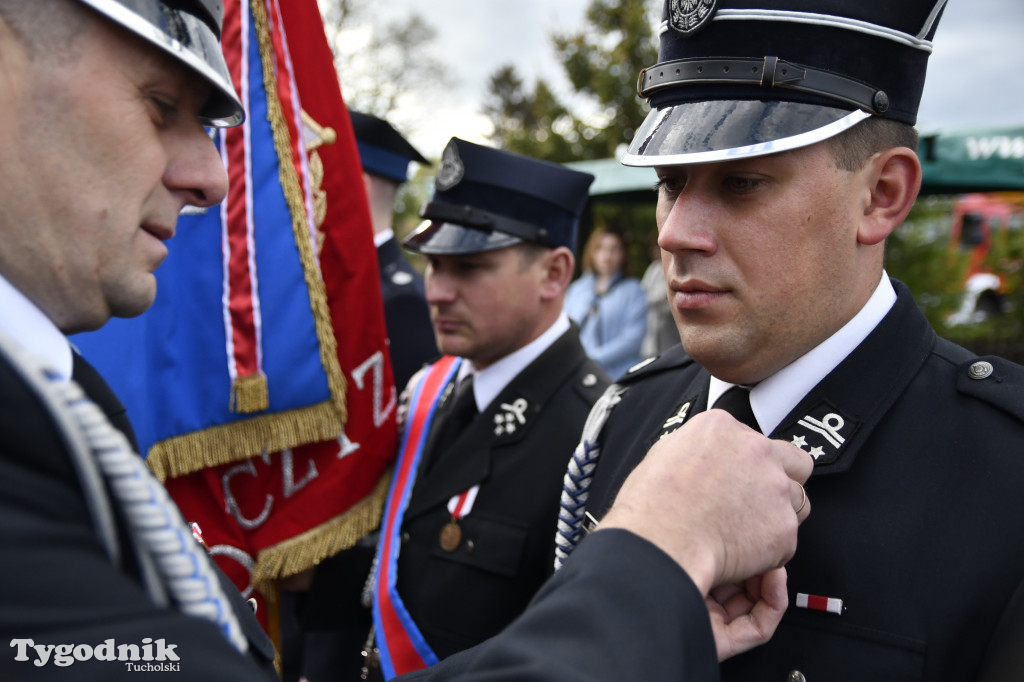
230, 373, 270, 413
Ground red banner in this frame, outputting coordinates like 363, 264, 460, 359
163, 0, 397, 631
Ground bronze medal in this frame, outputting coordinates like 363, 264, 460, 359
439, 521, 462, 551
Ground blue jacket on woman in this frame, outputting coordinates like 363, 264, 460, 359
565, 272, 648, 379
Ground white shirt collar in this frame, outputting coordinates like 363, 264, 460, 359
458, 312, 571, 412
709, 274, 897, 434
0, 271, 73, 380
374, 228, 395, 248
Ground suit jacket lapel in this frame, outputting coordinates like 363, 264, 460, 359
770, 282, 935, 477
404, 328, 590, 521
72, 351, 140, 452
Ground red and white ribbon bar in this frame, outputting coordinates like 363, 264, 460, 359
796, 592, 843, 615
447, 485, 480, 520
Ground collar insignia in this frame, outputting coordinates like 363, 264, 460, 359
657, 399, 694, 440
776, 401, 860, 467
493, 398, 529, 437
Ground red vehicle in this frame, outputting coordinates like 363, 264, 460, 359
946, 193, 1024, 324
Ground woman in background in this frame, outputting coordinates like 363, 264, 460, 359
565, 226, 647, 379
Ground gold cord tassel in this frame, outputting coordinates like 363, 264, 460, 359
230, 373, 270, 414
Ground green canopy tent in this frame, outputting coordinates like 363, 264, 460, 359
918, 126, 1024, 194
566, 126, 1024, 200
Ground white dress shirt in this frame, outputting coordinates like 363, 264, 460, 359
709, 274, 897, 434
457, 312, 572, 412
0, 272, 72, 380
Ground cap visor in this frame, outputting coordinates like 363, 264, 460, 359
82, 0, 243, 127
403, 221, 522, 255
623, 100, 870, 166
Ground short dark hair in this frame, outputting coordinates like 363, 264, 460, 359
828, 116, 919, 172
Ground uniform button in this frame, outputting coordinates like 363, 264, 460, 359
582, 373, 597, 387
968, 360, 994, 380
465, 539, 475, 554
786, 671, 807, 682
401, 532, 410, 543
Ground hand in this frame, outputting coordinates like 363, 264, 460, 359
707, 567, 789, 661
599, 410, 812, 594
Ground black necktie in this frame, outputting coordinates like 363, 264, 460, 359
431, 374, 477, 460
714, 385, 760, 432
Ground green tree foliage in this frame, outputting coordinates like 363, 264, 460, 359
885, 195, 971, 330
484, 0, 658, 162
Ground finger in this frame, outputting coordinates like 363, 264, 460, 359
709, 569, 789, 661
797, 487, 811, 524
791, 482, 811, 524
776, 439, 814, 484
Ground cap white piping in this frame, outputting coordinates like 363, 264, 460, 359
659, 10, 935, 52
621, 108, 871, 167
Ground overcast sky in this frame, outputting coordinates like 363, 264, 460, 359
337, 0, 1024, 160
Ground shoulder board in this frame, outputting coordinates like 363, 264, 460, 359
618, 344, 694, 385
955, 355, 1024, 423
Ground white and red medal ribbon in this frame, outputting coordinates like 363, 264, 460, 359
446, 485, 480, 521
796, 592, 844, 615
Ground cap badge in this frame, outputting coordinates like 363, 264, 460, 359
435, 140, 465, 191
668, 0, 718, 36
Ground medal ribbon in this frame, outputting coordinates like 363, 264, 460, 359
447, 485, 479, 520
373, 356, 461, 678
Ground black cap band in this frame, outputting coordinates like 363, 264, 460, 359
419, 201, 551, 246
639, 56, 890, 115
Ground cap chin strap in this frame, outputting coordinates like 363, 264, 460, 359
638, 55, 891, 115
419, 201, 551, 246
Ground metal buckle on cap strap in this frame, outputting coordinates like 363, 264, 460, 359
637, 56, 890, 115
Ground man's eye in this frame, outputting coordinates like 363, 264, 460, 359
655, 177, 684, 196
149, 96, 177, 125
724, 177, 762, 193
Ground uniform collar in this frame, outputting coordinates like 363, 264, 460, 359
0, 271, 73, 381
460, 312, 571, 412
374, 228, 396, 248
710, 274, 896, 434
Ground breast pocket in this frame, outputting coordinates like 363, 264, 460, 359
722, 616, 926, 682
429, 514, 528, 577
412, 515, 538, 655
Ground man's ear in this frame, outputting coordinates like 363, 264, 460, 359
540, 247, 575, 300
857, 147, 922, 246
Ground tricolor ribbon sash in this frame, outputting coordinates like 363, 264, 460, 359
373, 356, 461, 678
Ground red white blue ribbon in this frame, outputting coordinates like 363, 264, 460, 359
373, 356, 461, 678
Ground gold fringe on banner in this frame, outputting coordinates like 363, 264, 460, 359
230, 373, 270, 413
146, 400, 342, 481
251, 471, 393, 599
